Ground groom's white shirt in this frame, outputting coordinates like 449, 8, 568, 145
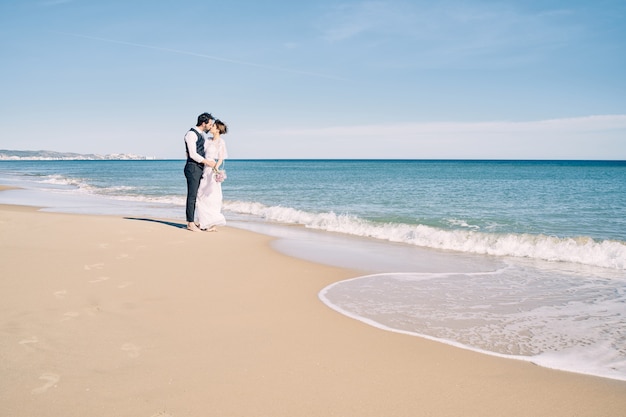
184, 128, 206, 164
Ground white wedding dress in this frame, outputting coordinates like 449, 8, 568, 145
195, 138, 228, 229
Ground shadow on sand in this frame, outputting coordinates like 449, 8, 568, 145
124, 217, 187, 230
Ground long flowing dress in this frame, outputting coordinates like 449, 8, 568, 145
195, 138, 228, 229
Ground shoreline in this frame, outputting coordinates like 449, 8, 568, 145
1, 202, 626, 416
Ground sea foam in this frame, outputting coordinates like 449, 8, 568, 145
319, 270, 626, 381
225, 201, 626, 270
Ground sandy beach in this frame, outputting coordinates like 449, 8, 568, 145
1, 199, 626, 416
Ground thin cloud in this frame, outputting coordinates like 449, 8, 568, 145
260, 115, 626, 137
319, 1, 577, 45
40, 0, 73, 5
319, 1, 415, 42
316, 1, 583, 67
56, 31, 347, 81
240, 115, 626, 159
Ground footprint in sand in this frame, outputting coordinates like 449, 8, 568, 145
121, 343, 141, 358
61, 311, 80, 321
54, 290, 68, 298
117, 281, 133, 289
31, 373, 60, 394
84, 263, 105, 271
19, 336, 39, 346
98, 243, 110, 249
116, 253, 130, 259
85, 305, 101, 316
89, 276, 110, 283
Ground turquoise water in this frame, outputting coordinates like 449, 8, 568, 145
1, 159, 625, 381
1, 159, 624, 243
233, 160, 626, 239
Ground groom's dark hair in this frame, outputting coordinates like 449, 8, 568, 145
197, 112, 214, 126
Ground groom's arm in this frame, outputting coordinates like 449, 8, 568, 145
184, 132, 216, 167
184, 131, 205, 164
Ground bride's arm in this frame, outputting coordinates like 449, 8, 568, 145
214, 141, 227, 170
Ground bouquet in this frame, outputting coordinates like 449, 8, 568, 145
213, 168, 227, 183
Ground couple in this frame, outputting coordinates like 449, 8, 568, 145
184, 112, 229, 232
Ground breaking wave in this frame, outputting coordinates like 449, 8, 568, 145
224, 200, 626, 270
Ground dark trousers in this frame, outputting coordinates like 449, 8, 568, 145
184, 161, 204, 223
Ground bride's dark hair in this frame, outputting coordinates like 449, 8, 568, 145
214, 120, 228, 135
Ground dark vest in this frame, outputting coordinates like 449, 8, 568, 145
185, 128, 205, 164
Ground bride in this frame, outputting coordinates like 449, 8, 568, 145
195, 119, 228, 231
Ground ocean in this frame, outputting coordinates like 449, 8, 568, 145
0, 159, 625, 381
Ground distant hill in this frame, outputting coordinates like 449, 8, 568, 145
0, 150, 154, 161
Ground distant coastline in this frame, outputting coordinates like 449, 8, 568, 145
0, 150, 154, 161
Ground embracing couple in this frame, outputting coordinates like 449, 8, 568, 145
184, 112, 228, 232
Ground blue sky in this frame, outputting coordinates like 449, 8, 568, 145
1, 0, 625, 159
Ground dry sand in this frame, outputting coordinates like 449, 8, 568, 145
1, 201, 625, 417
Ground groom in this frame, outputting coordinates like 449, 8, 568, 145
184, 112, 218, 232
